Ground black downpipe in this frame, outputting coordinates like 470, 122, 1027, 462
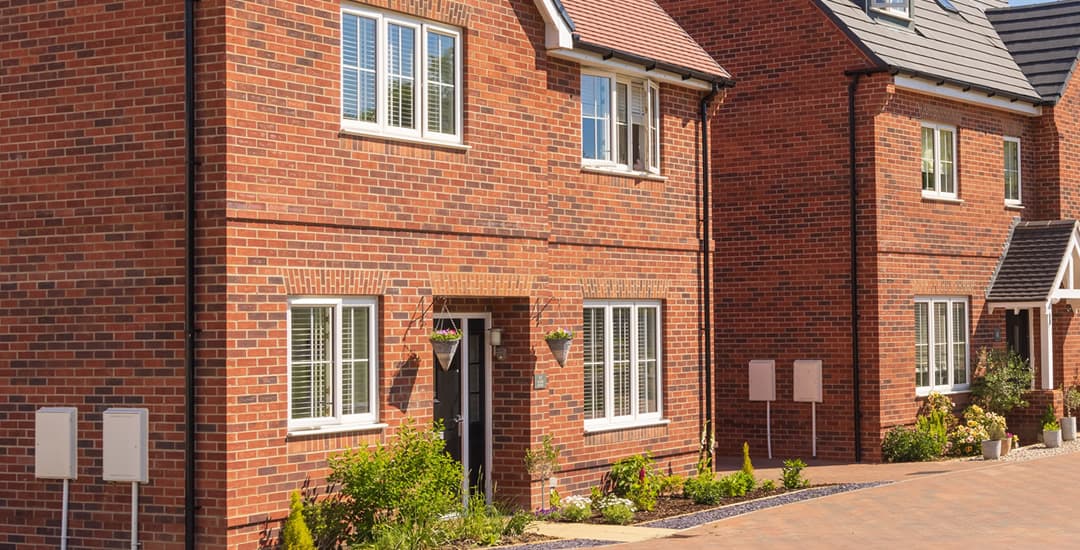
184, 0, 198, 547
700, 84, 719, 468
846, 67, 887, 463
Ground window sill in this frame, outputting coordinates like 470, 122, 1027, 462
584, 418, 670, 434
1005, 202, 1025, 210
915, 388, 970, 398
921, 192, 963, 205
339, 128, 471, 152
287, 422, 388, 439
581, 165, 667, 182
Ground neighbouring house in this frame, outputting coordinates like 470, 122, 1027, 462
0, 0, 730, 547
660, 0, 1080, 461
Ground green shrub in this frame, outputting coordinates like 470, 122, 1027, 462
502, 511, 534, 537
283, 491, 316, 550
557, 496, 592, 522
452, 493, 506, 547
781, 459, 809, 489
655, 473, 685, 497
1041, 404, 1057, 429
882, 425, 943, 462
915, 409, 948, 455
759, 479, 776, 491
601, 503, 634, 525
971, 348, 1032, 414
683, 472, 723, 505
607, 453, 658, 512
324, 419, 462, 547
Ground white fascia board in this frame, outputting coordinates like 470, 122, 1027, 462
987, 301, 1044, 312
532, 0, 573, 49
1049, 229, 1080, 298
894, 75, 1042, 117
548, 48, 714, 91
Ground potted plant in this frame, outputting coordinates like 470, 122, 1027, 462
982, 415, 1005, 460
1003, 432, 1015, 455
544, 328, 573, 367
1062, 384, 1080, 442
1043, 420, 1063, 449
430, 328, 462, 371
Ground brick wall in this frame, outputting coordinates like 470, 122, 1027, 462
220, 0, 714, 546
661, 0, 879, 461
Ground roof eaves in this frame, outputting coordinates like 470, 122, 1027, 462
890, 65, 1045, 106
550, 0, 575, 32
572, 39, 736, 87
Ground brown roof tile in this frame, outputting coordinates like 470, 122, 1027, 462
558, 0, 730, 80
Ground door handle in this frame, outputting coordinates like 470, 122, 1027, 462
453, 414, 464, 436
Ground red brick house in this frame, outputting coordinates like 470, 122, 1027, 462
661, 0, 1080, 461
0, 0, 729, 547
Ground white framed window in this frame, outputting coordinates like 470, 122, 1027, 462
869, 0, 911, 19
581, 71, 661, 175
921, 122, 957, 199
288, 297, 378, 430
915, 297, 969, 395
583, 300, 663, 430
341, 5, 462, 144
1004, 136, 1021, 205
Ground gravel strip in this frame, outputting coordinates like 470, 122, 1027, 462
639, 482, 890, 530
504, 540, 618, 550
982, 437, 1080, 463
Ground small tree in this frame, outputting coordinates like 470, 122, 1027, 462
970, 348, 1032, 414
523, 435, 561, 509
283, 491, 316, 550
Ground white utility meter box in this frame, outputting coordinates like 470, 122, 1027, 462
748, 360, 776, 401
35, 407, 78, 480
793, 360, 823, 403
102, 408, 149, 483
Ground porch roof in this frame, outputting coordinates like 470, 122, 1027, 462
987, 220, 1080, 303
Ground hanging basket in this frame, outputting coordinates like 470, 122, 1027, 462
546, 338, 573, 367
431, 338, 460, 371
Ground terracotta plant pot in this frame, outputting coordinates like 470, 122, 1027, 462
431, 339, 460, 371
981, 439, 1001, 460
1062, 417, 1077, 441
999, 437, 1011, 456
545, 338, 572, 367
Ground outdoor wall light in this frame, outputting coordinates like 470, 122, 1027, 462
488, 328, 506, 361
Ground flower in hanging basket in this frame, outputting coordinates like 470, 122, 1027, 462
430, 328, 462, 342
544, 328, 573, 341
544, 329, 573, 367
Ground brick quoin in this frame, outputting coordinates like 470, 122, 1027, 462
2, 0, 720, 547
662, 0, 1080, 462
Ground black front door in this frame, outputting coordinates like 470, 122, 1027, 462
433, 318, 487, 496
1006, 309, 1031, 364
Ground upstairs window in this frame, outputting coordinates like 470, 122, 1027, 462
582, 71, 661, 175
1004, 137, 1021, 205
869, 0, 911, 19
342, 6, 462, 144
921, 122, 957, 199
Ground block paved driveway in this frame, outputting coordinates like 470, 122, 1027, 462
616, 451, 1079, 549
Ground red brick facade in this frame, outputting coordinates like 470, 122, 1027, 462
663, 0, 1080, 462
1, 0, 718, 547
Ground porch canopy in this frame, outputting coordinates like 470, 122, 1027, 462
987, 220, 1080, 389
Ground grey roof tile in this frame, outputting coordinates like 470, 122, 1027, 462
987, 220, 1078, 302
816, 0, 1042, 102
987, 0, 1080, 103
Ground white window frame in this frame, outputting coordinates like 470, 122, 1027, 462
1004, 136, 1022, 206
287, 297, 379, 431
921, 122, 958, 200
341, 5, 463, 145
583, 300, 664, 431
915, 297, 970, 396
868, 0, 912, 20
580, 69, 661, 175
